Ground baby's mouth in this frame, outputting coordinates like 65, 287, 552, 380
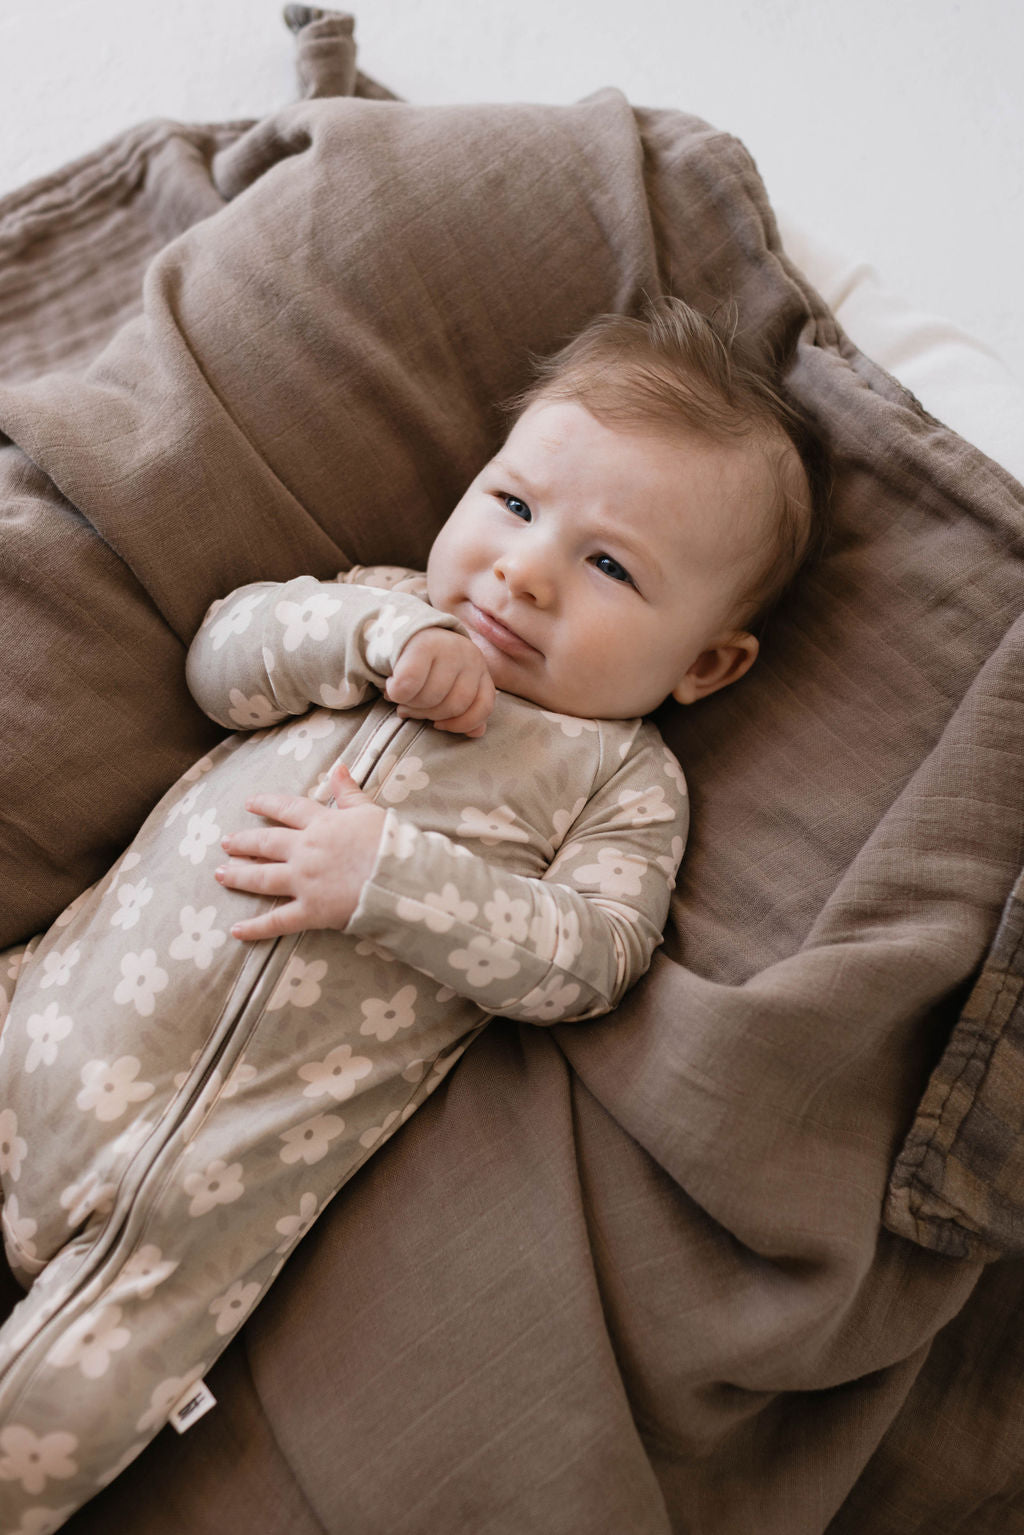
465, 603, 540, 659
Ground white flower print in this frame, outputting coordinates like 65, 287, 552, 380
396, 882, 477, 933
76, 1057, 156, 1123
534, 896, 574, 951
277, 711, 337, 762
656, 835, 686, 890
108, 1118, 154, 1164
221, 1060, 258, 1098
359, 1110, 401, 1150
354, 936, 396, 963
447, 935, 520, 988
172, 1049, 202, 1091
540, 711, 599, 738
573, 846, 648, 898
38, 943, 81, 990
2, 1195, 38, 1263
182, 755, 214, 784
59, 1172, 116, 1228
209, 1280, 262, 1337
179, 807, 222, 866
275, 591, 342, 651
4, 1290, 62, 1353
359, 984, 418, 1042
24, 1004, 73, 1073
0, 1425, 78, 1495
518, 976, 582, 1021
116, 1245, 179, 1301
379, 754, 429, 804
136, 1366, 209, 1433
483, 889, 530, 943
9, 1502, 78, 1535
551, 797, 587, 848
0, 1110, 27, 1181
612, 785, 675, 825
379, 814, 418, 861
185, 1072, 223, 1127
47, 1304, 131, 1379
553, 907, 584, 967
267, 955, 328, 1012
6, 947, 28, 982
319, 676, 368, 709
50, 886, 89, 931
402, 1058, 427, 1083
183, 1159, 246, 1217
456, 805, 530, 846
297, 1044, 373, 1103
364, 603, 412, 670
113, 950, 169, 1018
279, 1113, 345, 1166
169, 905, 228, 970
109, 877, 155, 931
227, 689, 283, 728
163, 781, 204, 829
662, 747, 687, 795
209, 590, 267, 649
275, 1191, 318, 1253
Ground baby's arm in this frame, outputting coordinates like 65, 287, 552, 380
185, 573, 492, 735
344, 732, 688, 1022
216, 732, 687, 1014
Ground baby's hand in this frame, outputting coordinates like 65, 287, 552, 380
216, 763, 386, 941
385, 628, 495, 736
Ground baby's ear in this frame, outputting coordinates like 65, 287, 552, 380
671, 632, 759, 705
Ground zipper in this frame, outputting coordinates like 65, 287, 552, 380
0, 707, 426, 1379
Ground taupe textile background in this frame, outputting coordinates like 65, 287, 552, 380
1, 12, 1023, 1533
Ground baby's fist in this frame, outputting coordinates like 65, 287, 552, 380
385, 628, 495, 736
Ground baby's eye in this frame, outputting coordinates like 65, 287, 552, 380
594, 554, 634, 585
501, 494, 531, 521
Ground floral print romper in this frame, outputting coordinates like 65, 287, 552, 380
0, 567, 688, 1532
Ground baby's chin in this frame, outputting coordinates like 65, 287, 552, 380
460, 626, 649, 719
490, 672, 646, 722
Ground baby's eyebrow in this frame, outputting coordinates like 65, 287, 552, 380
590, 520, 657, 575
488, 456, 539, 495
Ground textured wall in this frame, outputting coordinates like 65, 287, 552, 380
0, 0, 1021, 380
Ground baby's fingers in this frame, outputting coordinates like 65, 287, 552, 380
215, 858, 295, 898
429, 675, 496, 737
243, 792, 321, 829
386, 650, 433, 706
220, 826, 294, 862
228, 900, 306, 942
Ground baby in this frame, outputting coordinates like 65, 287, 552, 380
0, 298, 824, 1530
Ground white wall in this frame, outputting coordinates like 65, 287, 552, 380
1, 0, 1022, 382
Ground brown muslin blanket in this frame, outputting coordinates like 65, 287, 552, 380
1, 11, 1023, 1533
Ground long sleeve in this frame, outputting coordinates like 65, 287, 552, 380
345, 730, 688, 1024
184, 569, 465, 730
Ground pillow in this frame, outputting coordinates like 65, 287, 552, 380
777, 212, 1024, 483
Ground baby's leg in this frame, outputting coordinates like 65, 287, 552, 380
0, 929, 480, 1530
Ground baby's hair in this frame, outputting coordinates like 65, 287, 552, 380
507, 297, 832, 629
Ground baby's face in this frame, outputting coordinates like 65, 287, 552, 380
426, 399, 769, 719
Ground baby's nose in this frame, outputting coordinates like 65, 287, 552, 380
493, 550, 555, 606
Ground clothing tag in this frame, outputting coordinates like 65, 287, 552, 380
169, 1379, 217, 1434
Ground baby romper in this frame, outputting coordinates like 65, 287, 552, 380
0, 568, 688, 1532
